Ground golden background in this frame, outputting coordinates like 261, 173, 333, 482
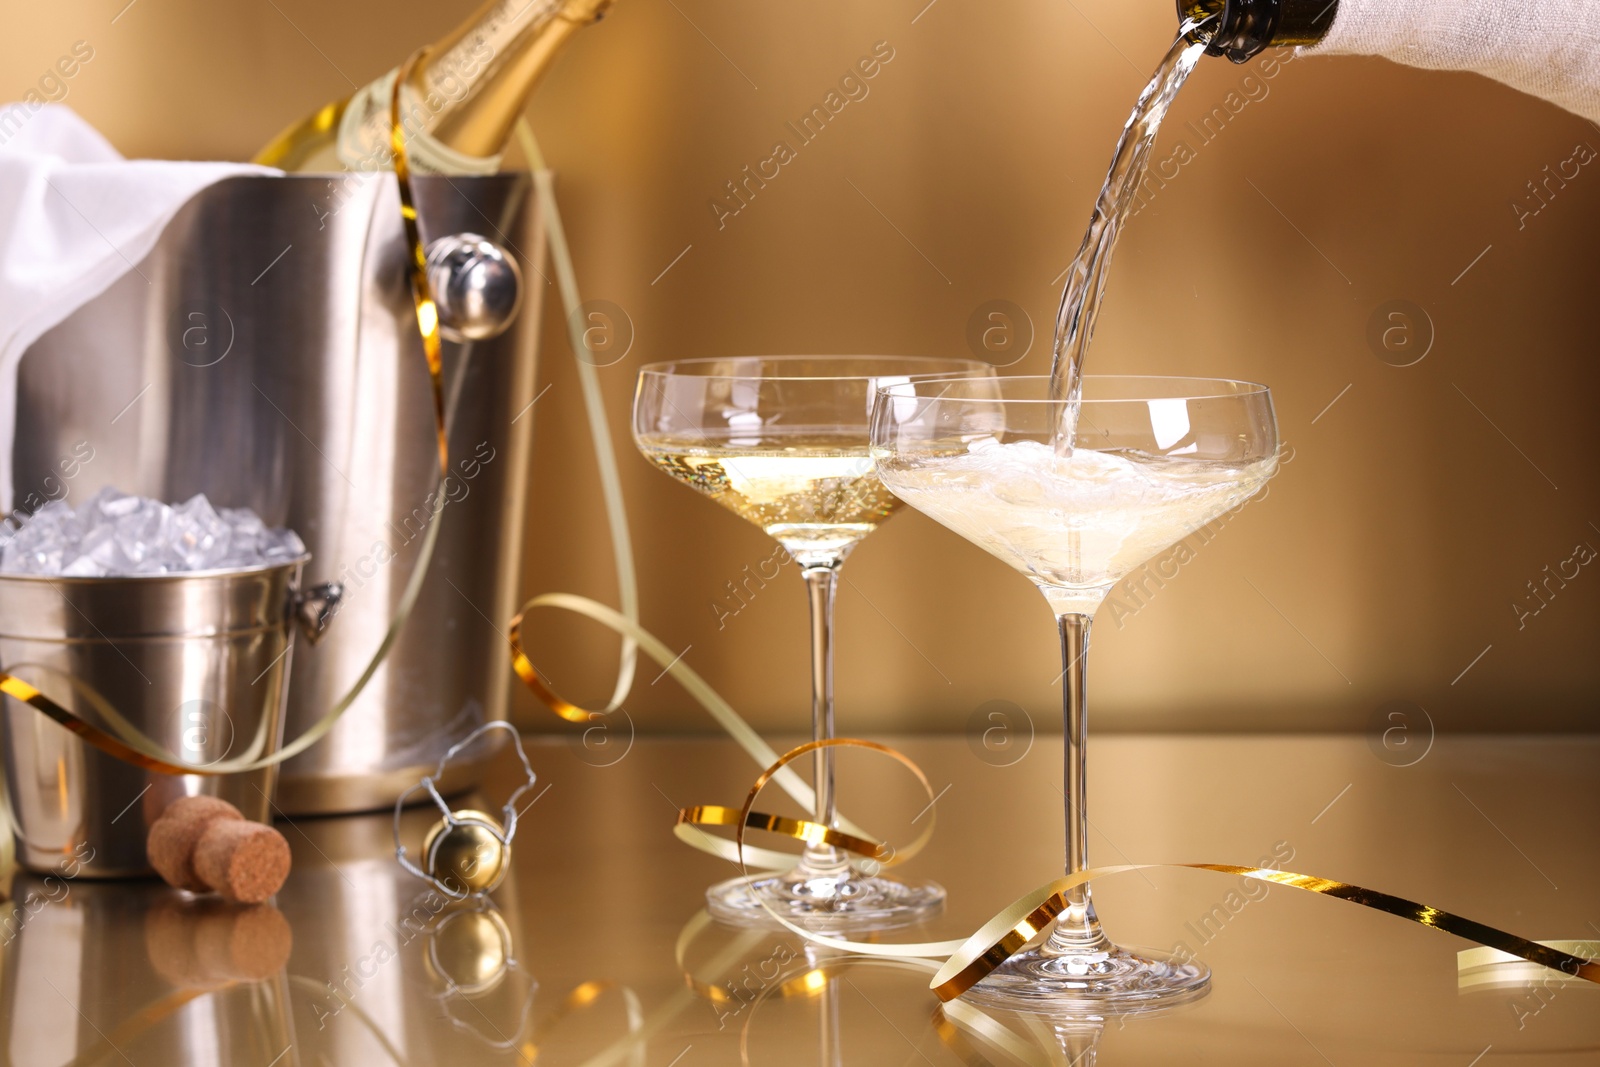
4, 0, 1597, 735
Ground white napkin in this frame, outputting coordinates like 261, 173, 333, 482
0, 105, 276, 510
1309, 0, 1600, 122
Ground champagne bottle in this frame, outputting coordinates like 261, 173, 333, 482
1178, 0, 1337, 62
1181, 0, 1600, 123
257, 0, 614, 174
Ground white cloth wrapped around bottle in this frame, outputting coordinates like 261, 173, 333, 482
0, 105, 272, 510
1308, 0, 1600, 122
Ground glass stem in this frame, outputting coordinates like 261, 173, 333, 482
1042, 612, 1111, 957
820, 965, 842, 1066
1049, 1017, 1104, 1065
799, 561, 847, 877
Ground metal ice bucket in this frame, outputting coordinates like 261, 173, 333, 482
0, 560, 309, 877
11, 173, 544, 814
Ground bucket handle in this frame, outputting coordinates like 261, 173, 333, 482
291, 581, 344, 646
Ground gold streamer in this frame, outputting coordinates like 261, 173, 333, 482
0, 674, 223, 777
514, 121, 642, 716
675, 804, 886, 864
389, 49, 450, 483
921, 859, 1600, 1000
723, 737, 936, 872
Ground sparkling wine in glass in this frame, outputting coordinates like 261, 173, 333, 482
634, 356, 995, 929
871, 374, 1278, 1009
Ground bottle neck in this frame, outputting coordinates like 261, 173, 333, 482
415, 0, 613, 157
1179, 0, 1337, 63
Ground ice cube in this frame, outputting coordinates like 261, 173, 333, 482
60, 554, 105, 577
0, 490, 305, 577
171, 494, 230, 569
261, 527, 306, 562
85, 486, 140, 519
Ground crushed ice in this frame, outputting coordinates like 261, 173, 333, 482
0, 488, 305, 577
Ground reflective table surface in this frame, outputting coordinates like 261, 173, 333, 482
2, 734, 1596, 1065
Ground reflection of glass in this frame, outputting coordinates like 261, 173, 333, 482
872, 375, 1278, 1010
677, 918, 885, 1067
634, 357, 993, 929
940, 1000, 1107, 1065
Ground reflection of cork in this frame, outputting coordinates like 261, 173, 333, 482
146, 898, 293, 987
146, 796, 291, 902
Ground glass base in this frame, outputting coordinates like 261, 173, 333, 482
706, 869, 945, 931
962, 942, 1209, 1014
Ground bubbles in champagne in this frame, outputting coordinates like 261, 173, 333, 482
877, 438, 1275, 615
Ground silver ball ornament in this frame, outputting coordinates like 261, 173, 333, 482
423, 233, 524, 342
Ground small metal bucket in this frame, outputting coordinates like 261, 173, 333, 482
0, 557, 318, 877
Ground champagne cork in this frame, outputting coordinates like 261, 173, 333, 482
146, 796, 243, 892
146, 796, 291, 902
193, 819, 291, 904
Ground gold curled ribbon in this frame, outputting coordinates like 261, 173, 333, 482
514, 121, 641, 715
728, 737, 936, 874
0, 675, 228, 777
509, 608, 592, 725
676, 804, 886, 865
1460, 939, 1600, 992
389, 48, 449, 483
672, 737, 941, 879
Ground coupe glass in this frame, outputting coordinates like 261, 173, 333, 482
871, 374, 1278, 1009
634, 356, 995, 928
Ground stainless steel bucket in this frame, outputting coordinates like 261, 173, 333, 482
0, 560, 307, 877
11, 173, 544, 814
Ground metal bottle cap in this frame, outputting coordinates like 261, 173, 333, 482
422, 809, 511, 895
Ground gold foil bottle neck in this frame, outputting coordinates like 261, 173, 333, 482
256, 0, 616, 171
